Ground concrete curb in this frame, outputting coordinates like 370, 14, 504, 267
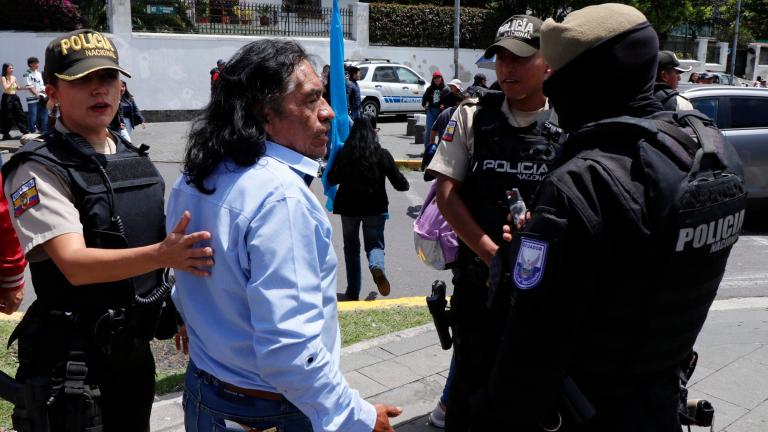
394, 159, 422, 170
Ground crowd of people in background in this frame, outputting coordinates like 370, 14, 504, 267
1, 56, 146, 143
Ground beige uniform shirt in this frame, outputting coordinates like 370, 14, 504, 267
676, 96, 694, 111
427, 97, 549, 182
3, 120, 116, 262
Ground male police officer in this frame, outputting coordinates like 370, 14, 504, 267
654, 50, 694, 110
469, 4, 745, 431
427, 14, 561, 432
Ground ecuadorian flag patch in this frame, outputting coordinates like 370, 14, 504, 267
12, 178, 40, 217
441, 120, 457, 142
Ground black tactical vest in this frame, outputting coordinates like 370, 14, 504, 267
462, 92, 562, 248
653, 83, 683, 111
2, 131, 166, 313
566, 111, 745, 379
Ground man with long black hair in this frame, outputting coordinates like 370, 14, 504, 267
167, 39, 401, 432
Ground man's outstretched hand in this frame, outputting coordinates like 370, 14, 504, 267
373, 404, 402, 432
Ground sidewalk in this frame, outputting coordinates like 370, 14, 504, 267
150, 299, 768, 432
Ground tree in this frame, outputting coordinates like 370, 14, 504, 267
627, 0, 694, 41
742, 0, 768, 41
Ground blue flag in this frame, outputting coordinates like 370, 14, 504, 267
321, 0, 349, 212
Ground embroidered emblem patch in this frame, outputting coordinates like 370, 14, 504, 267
11, 178, 40, 217
513, 237, 548, 289
441, 120, 457, 142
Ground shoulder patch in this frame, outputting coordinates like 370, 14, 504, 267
441, 120, 457, 142
513, 237, 548, 289
11, 178, 40, 217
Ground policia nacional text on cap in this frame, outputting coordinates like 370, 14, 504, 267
45, 29, 131, 81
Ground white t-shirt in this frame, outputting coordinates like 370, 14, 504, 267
23, 68, 45, 103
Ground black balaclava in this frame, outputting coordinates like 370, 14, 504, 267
543, 23, 664, 131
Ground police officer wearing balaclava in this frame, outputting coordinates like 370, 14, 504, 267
426, 14, 562, 432
468, 4, 745, 431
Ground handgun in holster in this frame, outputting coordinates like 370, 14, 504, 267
678, 351, 714, 427
426, 280, 453, 350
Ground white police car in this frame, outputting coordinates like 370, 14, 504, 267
348, 59, 427, 118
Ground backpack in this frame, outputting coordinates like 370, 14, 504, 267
413, 182, 458, 270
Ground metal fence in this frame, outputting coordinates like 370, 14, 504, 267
132, 1, 353, 39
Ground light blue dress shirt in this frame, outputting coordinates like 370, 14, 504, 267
166, 141, 377, 432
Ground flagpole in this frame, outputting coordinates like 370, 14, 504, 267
322, 0, 350, 212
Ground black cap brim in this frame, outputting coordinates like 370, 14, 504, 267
54, 57, 131, 81
484, 39, 538, 59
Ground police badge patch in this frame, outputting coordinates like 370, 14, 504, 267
441, 120, 457, 142
513, 237, 548, 289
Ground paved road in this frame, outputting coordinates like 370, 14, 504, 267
3, 119, 767, 308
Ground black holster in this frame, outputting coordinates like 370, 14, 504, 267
426, 280, 452, 350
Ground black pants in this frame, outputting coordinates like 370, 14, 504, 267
15, 325, 156, 432
0, 93, 29, 136
445, 259, 507, 432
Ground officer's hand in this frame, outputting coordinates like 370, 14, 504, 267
0, 286, 23, 315
174, 324, 189, 355
159, 211, 214, 276
501, 211, 531, 242
372, 404, 402, 432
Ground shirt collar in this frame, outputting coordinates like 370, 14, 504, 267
265, 141, 320, 178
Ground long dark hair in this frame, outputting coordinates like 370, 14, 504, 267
1, 63, 12, 77
121, 80, 134, 100
334, 113, 381, 186
428, 74, 444, 90
184, 39, 309, 193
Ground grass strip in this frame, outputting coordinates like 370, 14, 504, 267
0, 305, 431, 429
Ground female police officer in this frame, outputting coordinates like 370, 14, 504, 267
1, 29, 213, 431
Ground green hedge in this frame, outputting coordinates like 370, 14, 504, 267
369, 3, 501, 49
132, 0, 197, 33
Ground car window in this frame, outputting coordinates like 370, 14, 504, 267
729, 97, 768, 128
359, 67, 369, 80
373, 66, 397, 83
691, 98, 719, 124
395, 67, 421, 84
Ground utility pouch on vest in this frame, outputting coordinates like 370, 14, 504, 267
5, 373, 51, 432
660, 114, 746, 261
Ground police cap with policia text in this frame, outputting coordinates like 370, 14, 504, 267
483, 15, 543, 59
45, 29, 131, 81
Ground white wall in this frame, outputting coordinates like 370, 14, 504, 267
0, 31, 495, 113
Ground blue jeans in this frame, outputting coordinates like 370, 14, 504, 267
341, 214, 386, 299
183, 361, 312, 432
124, 116, 134, 135
425, 107, 441, 152
440, 354, 456, 405
26, 101, 48, 133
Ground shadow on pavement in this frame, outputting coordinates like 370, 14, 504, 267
406, 205, 422, 220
